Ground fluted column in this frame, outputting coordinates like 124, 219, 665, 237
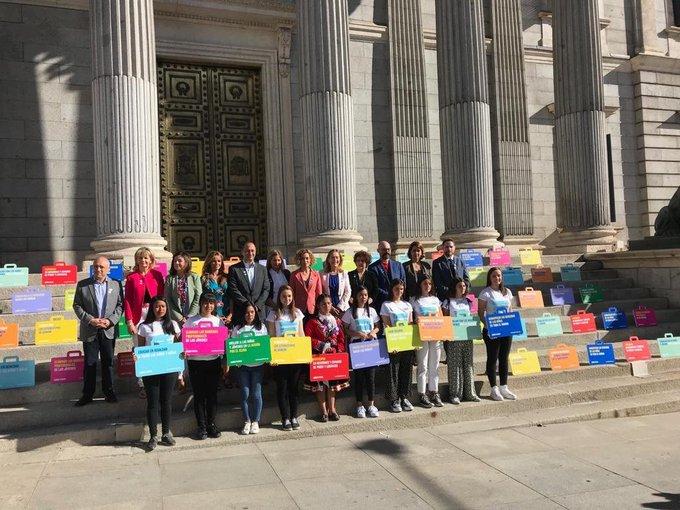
435, 0, 499, 248
297, 0, 364, 251
89, 0, 171, 263
552, 0, 617, 253
489, 0, 535, 244
388, 0, 435, 250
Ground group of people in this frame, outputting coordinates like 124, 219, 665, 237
72, 238, 518, 450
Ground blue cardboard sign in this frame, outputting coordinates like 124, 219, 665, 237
512, 318, 528, 341
88, 261, 125, 281
149, 334, 174, 345
135, 343, 184, 377
460, 250, 483, 268
550, 284, 576, 306
560, 264, 581, 282
486, 308, 524, 339
452, 311, 482, 341
11, 288, 52, 314
0, 356, 35, 389
0, 264, 29, 288
348, 338, 390, 369
502, 267, 525, 286
587, 340, 616, 365
601, 307, 628, 330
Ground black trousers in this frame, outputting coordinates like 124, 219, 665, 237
273, 364, 302, 421
187, 359, 221, 431
142, 372, 177, 437
482, 330, 512, 387
353, 367, 376, 403
385, 351, 414, 402
82, 333, 115, 398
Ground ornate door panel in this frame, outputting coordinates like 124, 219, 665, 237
158, 62, 267, 257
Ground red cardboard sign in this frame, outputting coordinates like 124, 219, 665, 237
41, 262, 77, 286
570, 310, 597, 333
623, 336, 651, 362
116, 351, 135, 377
309, 353, 349, 382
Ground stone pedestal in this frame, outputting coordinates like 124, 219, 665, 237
435, 0, 500, 248
297, 0, 364, 252
88, 0, 172, 265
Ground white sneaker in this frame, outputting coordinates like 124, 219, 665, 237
500, 385, 517, 400
241, 421, 251, 435
250, 422, 260, 434
356, 405, 366, 418
490, 386, 504, 401
367, 405, 379, 418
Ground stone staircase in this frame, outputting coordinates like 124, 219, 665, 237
2, 254, 680, 452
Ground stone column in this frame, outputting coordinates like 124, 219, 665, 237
489, 0, 535, 245
89, 0, 172, 264
552, 0, 617, 253
435, 0, 499, 248
387, 0, 435, 250
297, 0, 364, 252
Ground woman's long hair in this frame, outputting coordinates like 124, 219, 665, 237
351, 286, 371, 320
388, 278, 405, 302
275, 284, 299, 320
323, 249, 344, 273
313, 293, 332, 319
143, 296, 176, 335
201, 250, 227, 285
235, 301, 263, 330
485, 267, 507, 295
169, 251, 192, 277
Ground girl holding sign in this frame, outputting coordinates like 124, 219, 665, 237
231, 302, 268, 435
411, 278, 443, 408
136, 297, 180, 451
342, 286, 381, 418
267, 285, 305, 431
304, 294, 349, 422
380, 279, 415, 413
442, 279, 480, 404
478, 268, 517, 402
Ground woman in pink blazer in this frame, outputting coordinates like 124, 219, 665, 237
124, 247, 166, 335
290, 249, 323, 316
320, 249, 351, 317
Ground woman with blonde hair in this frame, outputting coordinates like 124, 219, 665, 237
289, 248, 322, 316
201, 250, 231, 323
320, 249, 351, 317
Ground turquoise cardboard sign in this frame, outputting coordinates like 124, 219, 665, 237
502, 267, 524, 286
452, 311, 482, 341
535, 313, 564, 337
0, 356, 35, 389
135, 343, 184, 377
657, 333, 680, 358
0, 264, 29, 288
560, 264, 581, 282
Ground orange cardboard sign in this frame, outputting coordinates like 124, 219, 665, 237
417, 316, 454, 341
548, 343, 580, 371
518, 287, 545, 308
0, 319, 19, 348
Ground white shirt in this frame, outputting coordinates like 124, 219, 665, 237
380, 300, 413, 325
137, 320, 180, 347
342, 306, 380, 341
478, 287, 513, 316
411, 296, 441, 317
269, 269, 288, 301
244, 262, 256, 285
184, 314, 222, 361
266, 308, 304, 336
446, 297, 471, 318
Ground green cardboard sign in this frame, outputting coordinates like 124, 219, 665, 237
227, 333, 271, 366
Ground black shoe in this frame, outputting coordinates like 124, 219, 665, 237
207, 424, 221, 438
282, 419, 293, 431
431, 393, 443, 408
329, 412, 340, 422
195, 429, 208, 441
75, 396, 92, 407
161, 433, 176, 446
291, 417, 300, 430
418, 393, 433, 409
319, 414, 328, 423
147, 437, 158, 451
104, 393, 118, 403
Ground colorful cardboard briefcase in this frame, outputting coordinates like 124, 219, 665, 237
560, 264, 582, 282
88, 261, 124, 281
531, 267, 554, 283
181, 321, 228, 357
633, 305, 657, 327
135, 342, 184, 377
0, 264, 29, 288
519, 248, 542, 266
35, 316, 78, 345
570, 310, 597, 333
452, 311, 482, 341
502, 267, 524, 286
550, 284, 576, 306
657, 333, 680, 358
270, 335, 313, 365
50, 350, 84, 383
11, 288, 52, 315
460, 250, 483, 268
116, 351, 135, 377
488, 246, 511, 267
417, 316, 453, 341
0, 356, 35, 389
466, 293, 479, 314
116, 317, 132, 339
385, 324, 421, 352
509, 348, 541, 376
469, 268, 486, 287
579, 284, 604, 304
486, 308, 523, 339
548, 343, 580, 371
227, 332, 271, 366
0, 319, 19, 348
63, 288, 75, 311
535, 313, 564, 337
601, 307, 628, 330
41, 261, 78, 286
348, 338, 390, 369
518, 287, 545, 308
222, 257, 241, 274
623, 336, 651, 362
586, 340, 616, 365
309, 353, 350, 381
430, 250, 443, 261
190, 258, 205, 275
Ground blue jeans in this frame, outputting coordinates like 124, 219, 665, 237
235, 366, 263, 423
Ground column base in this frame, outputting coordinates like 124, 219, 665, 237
88, 235, 174, 267
299, 230, 366, 254
544, 227, 619, 255
441, 228, 500, 249
499, 235, 544, 254
392, 238, 441, 254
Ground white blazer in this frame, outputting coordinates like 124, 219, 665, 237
320, 271, 351, 312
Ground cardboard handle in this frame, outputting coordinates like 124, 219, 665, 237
67, 350, 83, 358
196, 320, 216, 328
517, 348, 528, 353
394, 320, 409, 327
524, 287, 534, 291
563, 263, 575, 268
664, 333, 673, 338
629, 336, 639, 341
282, 331, 298, 337
237, 330, 255, 337
555, 343, 569, 348
594, 340, 604, 345
542, 313, 551, 317
0, 319, 5, 326
555, 284, 565, 289
50, 316, 65, 322
3, 356, 19, 363
54, 261, 66, 266
3, 264, 17, 268
608, 307, 617, 312
226, 257, 240, 262
576, 310, 587, 315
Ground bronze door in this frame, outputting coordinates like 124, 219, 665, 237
158, 62, 267, 258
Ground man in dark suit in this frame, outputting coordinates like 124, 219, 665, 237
368, 240, 406, 313
228, 241, 270, 323
432, 238, 470, 300
72, 256, 123, 406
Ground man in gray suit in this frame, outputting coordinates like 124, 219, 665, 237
72, 256, 123, 406
228, 241, 270, 323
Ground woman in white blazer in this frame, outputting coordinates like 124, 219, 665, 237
320, 249, 351, 317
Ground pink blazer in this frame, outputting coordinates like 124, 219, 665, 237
123, 269, 165, 325
290, 269, 323, 315
320, 271, 351, 312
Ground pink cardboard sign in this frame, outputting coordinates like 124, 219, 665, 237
155, 262, 169, 279
633, 306, 657, 327
488, 247, 511, 267
50, 350, 84, 383
465, 293, 478, 314
181, 321, 228, 357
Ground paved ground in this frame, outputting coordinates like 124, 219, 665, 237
1, 413, 679, 510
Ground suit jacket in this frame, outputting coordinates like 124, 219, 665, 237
73, 277, 123, 342
432, 255, 470, 301
123, 269, 165, 325
267, 268, 291, 301
228, 261, 270, 321
290, 268, 323, 315
348, 269, 378, 304
368, 259, 407, 312
403, 260, 432, 301
164, 273, 202, 322
320, 271, 351, 312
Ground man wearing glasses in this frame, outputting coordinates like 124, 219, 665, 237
432, 239, 470, 300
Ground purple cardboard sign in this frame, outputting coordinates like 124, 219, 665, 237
348, 338, 390, 369
11, 288, 52, 314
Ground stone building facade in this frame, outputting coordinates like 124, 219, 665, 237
0, 0, 679, 268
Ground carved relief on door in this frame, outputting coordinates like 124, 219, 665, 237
158, 62, 267, 258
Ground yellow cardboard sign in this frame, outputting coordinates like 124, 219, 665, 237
35, 316, 78, 345
469, 268, 486, 287
417, 316, 453, 341
519, 248, 542, 266
190, 258, 205, 275
509, 348, 541, 375
270, 335, 312, 365
64, 289, 75, 311
385, 324, 421, 352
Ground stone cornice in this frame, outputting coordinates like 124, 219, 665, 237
631, 53, 680, 74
